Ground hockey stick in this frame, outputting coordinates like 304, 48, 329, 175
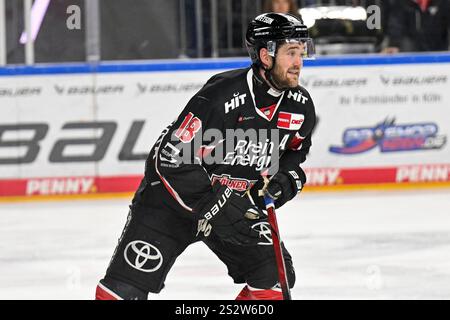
263, 194, 292, 300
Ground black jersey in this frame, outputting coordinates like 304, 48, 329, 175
135, 66, 316, 214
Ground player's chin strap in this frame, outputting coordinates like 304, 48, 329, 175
264, 68, 284, 92
261, 58, 289, 92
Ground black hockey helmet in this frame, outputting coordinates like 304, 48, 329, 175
246, 12, 315, 66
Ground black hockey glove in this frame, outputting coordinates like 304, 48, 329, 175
194, 184, 268, 246
249, 168, 306, 209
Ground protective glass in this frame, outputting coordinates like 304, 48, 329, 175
267, 38, 316, 59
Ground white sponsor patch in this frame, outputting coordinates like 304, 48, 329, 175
277, 112, 304, 131
255, 15, 274, 24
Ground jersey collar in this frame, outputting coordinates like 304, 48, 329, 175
246, 68, 285, 122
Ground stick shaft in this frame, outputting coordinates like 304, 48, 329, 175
264, 197, 292, 300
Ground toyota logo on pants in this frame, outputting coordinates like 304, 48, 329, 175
124, 240, 163, 273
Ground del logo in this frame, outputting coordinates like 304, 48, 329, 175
211, 174, 257, 192
330, 118, 447, 154
277, 112, 304, 130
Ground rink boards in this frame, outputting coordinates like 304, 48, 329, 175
1, 54, 450, 199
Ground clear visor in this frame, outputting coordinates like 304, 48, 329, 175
267, 38, 316, 59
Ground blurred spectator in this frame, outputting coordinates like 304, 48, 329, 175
263, 0, 301, 17
6, 0, 85, 63
184, 0, 213, 58
382, 0, 450, 53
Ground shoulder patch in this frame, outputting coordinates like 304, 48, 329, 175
277, 112, 305, 131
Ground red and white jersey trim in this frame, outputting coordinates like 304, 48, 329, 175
289, 132, 305, 151
246, 69, 286, 122
96, 283, 124, 300
154, 129, 194, 212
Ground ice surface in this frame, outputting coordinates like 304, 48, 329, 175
1, 189, 449, 300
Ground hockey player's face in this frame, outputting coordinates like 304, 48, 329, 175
272, 43, 303, 88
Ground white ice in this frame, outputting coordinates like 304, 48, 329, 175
1, 189, 449, 300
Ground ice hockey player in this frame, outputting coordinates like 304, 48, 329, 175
96, 12, 316, 300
